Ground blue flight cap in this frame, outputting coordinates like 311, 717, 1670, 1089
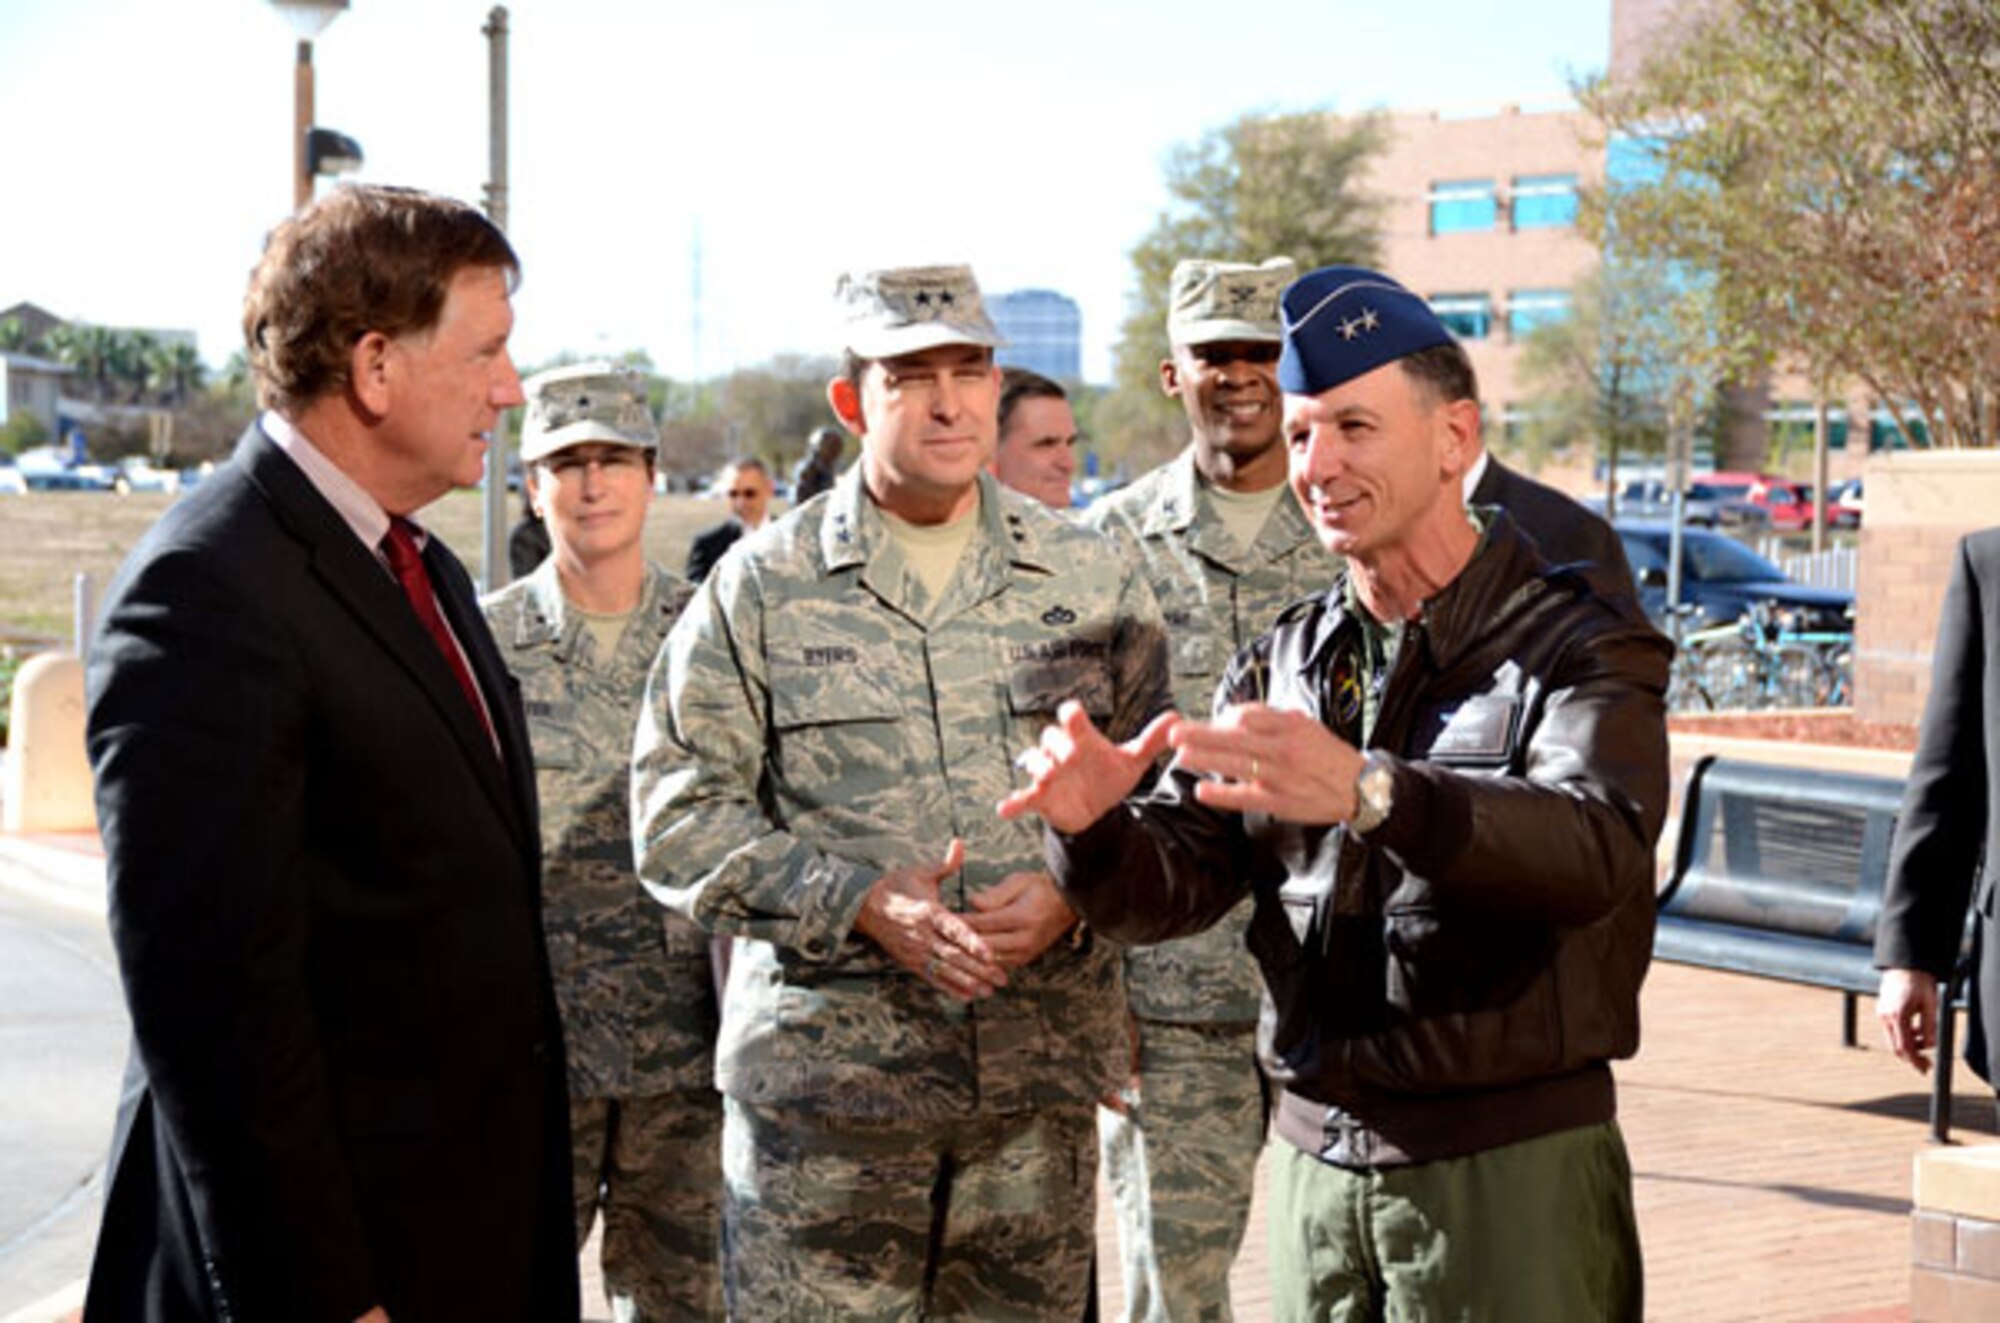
1277, 265, 1457, 395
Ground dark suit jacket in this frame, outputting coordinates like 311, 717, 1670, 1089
1472, 456, 1637, 600
83, 425, 579, 1321
684, 516, 746, 583
1878, 528, 2000, 1087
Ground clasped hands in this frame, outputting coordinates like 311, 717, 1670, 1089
853, 839, 1079, 1002
858, 701, 1366, 1001
997, 699, 1367, 832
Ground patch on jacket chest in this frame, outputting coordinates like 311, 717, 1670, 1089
1414, 695, 1518, 762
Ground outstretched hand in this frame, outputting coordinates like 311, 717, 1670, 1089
854, 839, 1008, 1001
1169, 702, 1365, 825
997, 701, 1179, 833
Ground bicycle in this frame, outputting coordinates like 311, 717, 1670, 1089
1693, 600, 1850, 709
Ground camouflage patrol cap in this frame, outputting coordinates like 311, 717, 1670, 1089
835, 264, 1005, 359
1167, 256, 1297, 346
519, 361, 658, 464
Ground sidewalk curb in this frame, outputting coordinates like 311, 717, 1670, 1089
0, 833, 105, 919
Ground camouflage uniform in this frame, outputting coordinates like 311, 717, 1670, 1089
482, 560, 722, 1321
1086, 451, 1341, 1322
634, 469, 1170, 1319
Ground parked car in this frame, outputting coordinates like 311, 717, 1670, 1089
1693, 471, 1812, 532
21, 465, 123, 492
1827, 477, 1864, 530
1616, 520, 1854, 634
1583, 478, 1769, 530
117, 458, 182, 493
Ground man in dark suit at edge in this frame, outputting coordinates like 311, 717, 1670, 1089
82, 184, 579, 1322
1878, 528, 2000, 1116
1465, 439, 1636, 598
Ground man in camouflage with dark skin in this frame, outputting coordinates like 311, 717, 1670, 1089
1086, 257, 1341, 1322
633, 264, 1170, 1319
482, 364, 720, 1320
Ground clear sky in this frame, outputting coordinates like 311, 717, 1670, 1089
0, 0, 1610, 384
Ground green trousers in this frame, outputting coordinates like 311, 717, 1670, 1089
1268, 1120, 1641, 1322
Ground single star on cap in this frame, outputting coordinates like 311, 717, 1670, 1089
518, 361, 659, 464
835, 264, 1004, 359
1277, 266, 1457, 395
1167, 256, 1297, 346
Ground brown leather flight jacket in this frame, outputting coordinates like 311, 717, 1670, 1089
1052, 511, 1673, 1165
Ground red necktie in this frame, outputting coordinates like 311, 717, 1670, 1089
382, 518, 497, 750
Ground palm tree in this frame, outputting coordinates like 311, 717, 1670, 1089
121, 331, 157, 404
146, 341, 207, 407
45, 323, 134, 403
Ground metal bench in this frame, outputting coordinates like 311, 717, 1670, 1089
1656, 755, 1969, 1141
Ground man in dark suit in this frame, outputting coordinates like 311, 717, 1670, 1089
1467, 445, 1637, 598
1877, 528, 2000, 1104
83, 185, 579, 1322
684, 456, 774, 582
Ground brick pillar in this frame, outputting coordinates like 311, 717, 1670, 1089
1855, 453, 2000, 727
1912, 1145, 2000, 1319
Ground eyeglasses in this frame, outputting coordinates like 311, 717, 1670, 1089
726, 488, 765, 499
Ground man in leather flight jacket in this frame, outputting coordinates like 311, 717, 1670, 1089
1002, 265, 1671, 1320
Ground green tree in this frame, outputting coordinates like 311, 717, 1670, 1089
145, 340, 207, 408
1104, 108, 1387, 470
715, 353, 841, 475
0, 411, 52, 456
121, 331, 158, 404
44, 323, 135, 404
1514, 257, 1745, 507
0, 317, 38, 355
1582, 0, 2000, 448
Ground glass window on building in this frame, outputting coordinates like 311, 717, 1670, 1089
1429, 292, 1491, 340
1428, 179, 1497, 235
1511, 173, 1579, 229
1507, 288, 1572, 337
1869, 409, 1930, 451
1765, 401, 1850, 452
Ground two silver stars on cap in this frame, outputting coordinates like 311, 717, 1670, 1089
1337, 308, 1382, 341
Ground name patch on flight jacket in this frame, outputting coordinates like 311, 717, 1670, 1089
1416, 695, 1518, 762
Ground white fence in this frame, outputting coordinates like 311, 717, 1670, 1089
1756, 538, 1857, 592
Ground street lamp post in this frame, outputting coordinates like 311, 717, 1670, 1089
269, 0, 352, 211
480, 6, 512, 591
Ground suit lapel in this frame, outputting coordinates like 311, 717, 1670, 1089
236, 427, 529, 846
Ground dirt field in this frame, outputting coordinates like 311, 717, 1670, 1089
0, 487, 737, 645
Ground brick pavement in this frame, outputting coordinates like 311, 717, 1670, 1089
9, 825, 1989, 1322
576, 965, 1990, 1321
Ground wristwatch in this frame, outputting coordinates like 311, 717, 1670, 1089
1351, 751, 1394, 834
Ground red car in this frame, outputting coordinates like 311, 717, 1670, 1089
1695, 471, 1811, 532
